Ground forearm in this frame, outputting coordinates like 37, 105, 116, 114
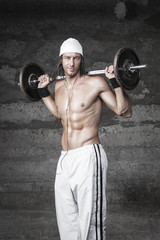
37, 74, 60, 119
38, 87, 60, 119
103, 66, 132, 118
42, 95, 61, 119
114, 87, 132, 118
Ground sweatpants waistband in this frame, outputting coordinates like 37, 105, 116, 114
61, 144, 103, 156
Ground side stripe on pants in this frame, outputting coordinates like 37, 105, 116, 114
93, 144, 103, 240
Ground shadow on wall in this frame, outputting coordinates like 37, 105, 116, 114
125, 1, 138, 20
124, 181, 159, 206
0, 0, 108, 19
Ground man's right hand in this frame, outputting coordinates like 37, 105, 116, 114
38, 74, 50, 88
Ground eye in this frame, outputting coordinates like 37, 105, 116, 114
75, 57, 80, 61
64, 56, 70, 60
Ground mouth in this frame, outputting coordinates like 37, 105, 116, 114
68, 68, 75, 72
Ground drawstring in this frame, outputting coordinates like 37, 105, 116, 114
60, 75, 79, 170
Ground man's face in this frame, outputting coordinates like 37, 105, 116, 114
62, 52, 82, 78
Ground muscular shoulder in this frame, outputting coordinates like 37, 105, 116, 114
86, 75, 111, 94
55, 79, 63, 92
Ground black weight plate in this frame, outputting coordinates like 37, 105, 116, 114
19, 63, 44, 101
113, 48, 140, 90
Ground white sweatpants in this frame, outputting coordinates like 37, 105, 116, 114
55, 144, 108, 240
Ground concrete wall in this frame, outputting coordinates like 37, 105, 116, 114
0, 0, 160, 239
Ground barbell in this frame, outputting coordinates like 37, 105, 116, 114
19, 47, 147, 101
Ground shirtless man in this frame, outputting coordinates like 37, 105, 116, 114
38, 38, 132, 240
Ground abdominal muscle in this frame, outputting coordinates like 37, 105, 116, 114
55, 76, 104, 150
61, 126, 100, 151
61, 100, 102, 151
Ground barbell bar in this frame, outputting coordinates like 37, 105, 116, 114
87, 64, 147, 75
19, 47, 147, 101
28, 63, 147, 83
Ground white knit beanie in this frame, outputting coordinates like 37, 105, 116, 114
59, 38, 83, 56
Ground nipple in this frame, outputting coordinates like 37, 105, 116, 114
81, 103, 85, 107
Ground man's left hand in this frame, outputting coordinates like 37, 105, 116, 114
105, 65, 115, 79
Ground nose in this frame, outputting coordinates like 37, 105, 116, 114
69, 58, 74, 66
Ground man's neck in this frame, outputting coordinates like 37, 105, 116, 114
65, 73, 80, 86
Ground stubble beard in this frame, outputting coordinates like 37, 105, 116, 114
66, 68, 80, 79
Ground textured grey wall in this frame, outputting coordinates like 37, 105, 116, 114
0, 0, 160, 239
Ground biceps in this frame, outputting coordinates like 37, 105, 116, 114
99, 90, 117, 111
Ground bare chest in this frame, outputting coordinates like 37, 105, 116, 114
55, 84, 100, 115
